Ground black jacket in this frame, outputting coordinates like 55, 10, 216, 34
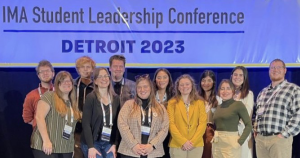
81, 91, 120, 148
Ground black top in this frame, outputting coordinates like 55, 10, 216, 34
74, 77, 94, 133
141, 99, 150, 143
81, 91, 120, 148
141, 98, 150, 158
113, 81, 122, 95
103, 103, 110, 127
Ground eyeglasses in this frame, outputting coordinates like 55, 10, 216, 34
97, 75, 110, 79
135, 74, 150, 81
61, 80, 72, 84
38, 69, 52, 74
270, 66, 284, 70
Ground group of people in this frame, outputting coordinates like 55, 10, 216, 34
22, 56, 300, 158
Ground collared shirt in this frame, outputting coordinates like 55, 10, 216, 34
112, 78, 136, 107
255, 80, 300, 138
22, 83, 54, 128
112, 78, 124, 95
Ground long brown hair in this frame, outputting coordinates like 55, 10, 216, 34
230, 66, 250, 99
131, 75, 164, 118
198, 70, 218, 108
53, 71, 80, 120
174, 74, 202, 103
92, 67, 115, 103
153, 68, 175, 103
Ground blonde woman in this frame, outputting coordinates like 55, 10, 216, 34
168, 74, 207, 158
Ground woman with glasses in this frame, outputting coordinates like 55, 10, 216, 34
31, 71, 81, 158
153, 68, 174, 158
198, 70, 218, 158
168, 74, 207, 158
230, 66, 254, 158
118, 74, 169, 158
81, 68, 120, 158
212, 79, 252, 158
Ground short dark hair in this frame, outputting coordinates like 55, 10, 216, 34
109, 55, 126, 67
36, 60, 54, 74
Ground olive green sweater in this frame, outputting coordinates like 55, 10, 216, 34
213, 99, 252, 145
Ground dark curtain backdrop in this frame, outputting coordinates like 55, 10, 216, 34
1, 67, 300, 158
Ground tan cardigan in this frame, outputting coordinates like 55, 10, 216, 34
117, 99, 169, 157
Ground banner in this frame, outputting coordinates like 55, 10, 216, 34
0, 0, 299, 67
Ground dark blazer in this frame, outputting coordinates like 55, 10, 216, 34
119, 78, 136, 107
81, 91, 120, 148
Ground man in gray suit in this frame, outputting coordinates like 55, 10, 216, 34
109, 55, 136, 107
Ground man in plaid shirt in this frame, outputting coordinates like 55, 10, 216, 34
254, 59, 300, 158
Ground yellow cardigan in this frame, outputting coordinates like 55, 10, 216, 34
167, 97, 207, 148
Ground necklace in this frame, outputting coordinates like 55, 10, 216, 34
234, 88, 241, 100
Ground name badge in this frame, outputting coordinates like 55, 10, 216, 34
141, 125, 151, 136
257, 107, 265, 115
101, 126, 112, 142
62, 124, 72, 140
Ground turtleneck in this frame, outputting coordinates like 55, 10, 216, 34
141, 98, 150, 109
140, 98, 151, 149
221, 98, 235, 108
213, 98, 252, 145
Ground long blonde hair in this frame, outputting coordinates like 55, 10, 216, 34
174, 74, 202, 103
53, 71, 80, 120
92, 67, 115, 103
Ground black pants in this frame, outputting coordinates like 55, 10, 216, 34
32, 149, 72, 158
120, 153, 162, 158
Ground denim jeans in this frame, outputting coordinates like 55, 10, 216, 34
81, 140, 113, 158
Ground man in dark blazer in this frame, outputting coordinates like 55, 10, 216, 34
109, 55, 136, 107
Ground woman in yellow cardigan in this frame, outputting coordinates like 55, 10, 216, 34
167, 74, 207, 158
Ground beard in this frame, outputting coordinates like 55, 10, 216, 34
270, 73, 284, 82
41, 77, 53, 83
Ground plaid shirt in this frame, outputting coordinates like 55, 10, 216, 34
255, 80, 300, 138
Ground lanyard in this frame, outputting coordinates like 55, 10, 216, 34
185, 102, 191, 132
155, 91, 167, 104
141, 105, 152, 126
65, 103, 74, 124
38, 84, 54, 97
100, 95, 113, 128
258, 81, 285, 108
76, 78, 89, 107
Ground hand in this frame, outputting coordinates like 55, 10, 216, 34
88, 147, 101, 158
132, 144, 143, 156
182, 141, 193, 151
42, 140, 52, 155
253, 132, 258, 138
107, 145, 117, 158
28, 121, 33, 125
140, 144, 154, 156
277, 134, 284, 139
